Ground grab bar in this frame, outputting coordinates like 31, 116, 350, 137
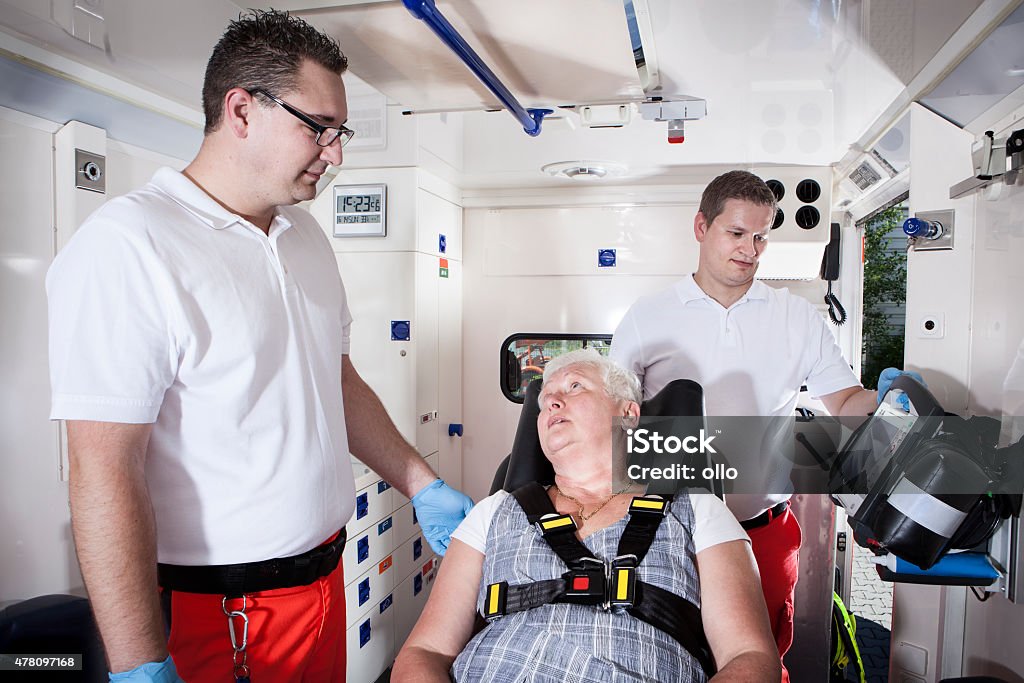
402, 0, 552, 136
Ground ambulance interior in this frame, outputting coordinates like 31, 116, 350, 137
2, 0, 1024, 681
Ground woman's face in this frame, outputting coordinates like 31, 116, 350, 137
537, 363, 633, 465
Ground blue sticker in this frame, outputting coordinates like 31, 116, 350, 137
357, 536, 369, 563
378, 517, 393, 535
356, 493, 369, 519
359, 620, 371, 647
391, 320, 411, 341
413, 537, 423, 560
358, 577, 371, 606
380, 594, 393, 613
439, 234, 447, 254
378, 481, 391, 494
414, 573, 423, 595
598, 249, 617, 268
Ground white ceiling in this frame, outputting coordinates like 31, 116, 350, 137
0, 0, 998, 189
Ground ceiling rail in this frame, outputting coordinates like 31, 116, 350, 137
402, 0, 552, 136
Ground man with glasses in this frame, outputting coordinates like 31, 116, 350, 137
46, 10, 472, 682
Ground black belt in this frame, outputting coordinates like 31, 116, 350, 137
158, 528, 346, 596
740, 501, 789, 531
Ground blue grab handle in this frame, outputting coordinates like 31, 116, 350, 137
448, 423, 464, 437
402, 0, 552, 136
903, 217, 939, 238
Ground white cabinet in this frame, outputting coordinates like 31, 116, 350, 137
315, 167, 462, 682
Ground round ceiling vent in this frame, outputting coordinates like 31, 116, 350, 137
795, 205, 821, 229
796, 179, 821, 203
766, 179, 785, 201
541, 160, 628, 180
772, 207, 785, 230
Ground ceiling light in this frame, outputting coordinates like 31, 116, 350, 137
541, 160, 628, 180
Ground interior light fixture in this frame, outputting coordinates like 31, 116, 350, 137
541, 160, 628, 179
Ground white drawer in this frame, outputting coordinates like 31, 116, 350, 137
391, 502, 420, 547
346, 591, 396, 683
346, 477, 395, 537
345, 552, 396, 629
343, 512, 395, 584
393, 532, 433, 584
393, 555, 439, 651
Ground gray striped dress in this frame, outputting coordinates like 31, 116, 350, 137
450, 491, 707, 682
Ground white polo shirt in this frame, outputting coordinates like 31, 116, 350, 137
47, 167, 356, 565
610, 274, 859, 519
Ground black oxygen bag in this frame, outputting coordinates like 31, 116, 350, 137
829, 375, 1022, 570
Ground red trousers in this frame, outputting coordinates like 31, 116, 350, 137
164, 561, 346, 682
746, 505, 802, 683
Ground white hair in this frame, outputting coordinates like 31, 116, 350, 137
540, 348, 642, 406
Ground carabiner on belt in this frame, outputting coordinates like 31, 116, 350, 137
222, 595, 251, 682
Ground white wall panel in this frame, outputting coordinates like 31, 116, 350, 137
479, 205, 697, 277
105, 140, 187, 195
417, 185, 463, 259
438, 259, 464, 491
958, 112, 1024, 680
0, 115, 79, 602
890, 102, 977, 683
415, 251, 440, 458
0, 113, 191, 603
905, 103, 977, 412
336, 251, 418, 446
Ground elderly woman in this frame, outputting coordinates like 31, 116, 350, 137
393, 350, 779, 682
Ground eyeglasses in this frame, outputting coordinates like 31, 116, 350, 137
250, 88, 355, 148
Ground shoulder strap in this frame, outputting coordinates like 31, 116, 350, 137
509, 482, 558, 520
616, 494, 674, 564
510, 482, 598, 567
629, 582, 716, 677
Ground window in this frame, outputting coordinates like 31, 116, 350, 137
500, 334, 612, 403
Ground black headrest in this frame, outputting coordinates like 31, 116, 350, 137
492, 378, 705, 494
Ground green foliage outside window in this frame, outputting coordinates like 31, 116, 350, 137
861, 205, 907, 389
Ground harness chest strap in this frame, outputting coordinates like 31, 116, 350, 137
480, 483, 715, 678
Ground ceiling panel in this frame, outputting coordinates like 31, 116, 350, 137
293, 0, 644, 112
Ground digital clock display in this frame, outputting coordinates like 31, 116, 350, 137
333, 184, 387, 237
338, 194, 382, 213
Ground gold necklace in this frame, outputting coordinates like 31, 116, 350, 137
555, 484, 633, 522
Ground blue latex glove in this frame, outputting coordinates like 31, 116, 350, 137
411, 479, 474, 556
877, 367, 925, 411
109, 656, 182, 683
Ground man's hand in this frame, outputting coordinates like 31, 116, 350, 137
411, 479, 474, 555
109, 656, 182, 682
877, 367, 926, 411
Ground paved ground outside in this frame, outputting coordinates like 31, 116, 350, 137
846, 547, 893, 682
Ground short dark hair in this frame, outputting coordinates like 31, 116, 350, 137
202, 9, 348, 134
698, 170, 777, 226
